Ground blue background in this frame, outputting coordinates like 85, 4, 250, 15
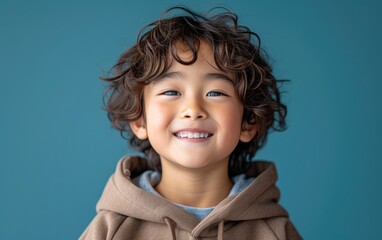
1, 0, 381, 239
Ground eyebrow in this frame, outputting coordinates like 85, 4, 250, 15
153, 71, 233, 84
205, 73, 233, 83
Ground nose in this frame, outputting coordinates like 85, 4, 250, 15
180, 97, 207, 120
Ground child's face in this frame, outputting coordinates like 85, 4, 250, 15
131, 42, 256, 171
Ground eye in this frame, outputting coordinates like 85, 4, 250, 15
206, 91, 228, 97
160, 90, 181, 96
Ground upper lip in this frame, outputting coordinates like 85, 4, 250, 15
173, 128, 213, 135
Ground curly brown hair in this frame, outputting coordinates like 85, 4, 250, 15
102, 7, 287, 176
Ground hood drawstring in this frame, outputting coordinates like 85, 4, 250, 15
164, 217, 225, 240
164, 217, 177, 240
217, 220, 224, 240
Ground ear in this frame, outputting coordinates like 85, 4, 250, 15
239, 122, 257, 143
129, 117, 148, 140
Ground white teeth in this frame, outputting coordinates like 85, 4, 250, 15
175, 132, 210, 139
180, 132, 187, 138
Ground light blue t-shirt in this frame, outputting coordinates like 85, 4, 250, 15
133, 171, 254, 221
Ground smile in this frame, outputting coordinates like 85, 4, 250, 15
174, 131, 212, 139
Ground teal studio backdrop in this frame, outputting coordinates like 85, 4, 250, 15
1, 0, 381, 239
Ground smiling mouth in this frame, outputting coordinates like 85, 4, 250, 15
174, 131, 213, 139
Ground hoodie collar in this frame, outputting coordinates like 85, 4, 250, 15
96, 156, 288, 238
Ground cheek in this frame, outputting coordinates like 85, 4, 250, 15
145, 102, 174, 133
216, 103, 243, 142
224, 102, 243, 128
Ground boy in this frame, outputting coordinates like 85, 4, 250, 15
81, 7, 301, 240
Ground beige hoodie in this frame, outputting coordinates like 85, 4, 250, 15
80, 156, 302, 240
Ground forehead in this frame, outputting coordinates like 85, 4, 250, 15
149, 41, 233, 85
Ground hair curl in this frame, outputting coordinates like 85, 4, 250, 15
102, 7, 287, 176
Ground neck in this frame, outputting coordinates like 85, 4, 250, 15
155, 158, 232, 208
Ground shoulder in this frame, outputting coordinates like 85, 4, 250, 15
263, 217, 303, 240
79, 210, 127, 240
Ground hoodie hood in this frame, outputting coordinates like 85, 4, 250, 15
95, 156, 290, 238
